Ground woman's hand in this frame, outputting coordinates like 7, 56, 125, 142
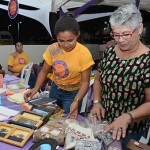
24, 88, 38, 102
90, 103, 105, 122
68, 101, 79, 119
104, 113, 132, 140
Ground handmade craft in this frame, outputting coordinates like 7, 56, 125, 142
28, 138, 59, 150
75, 139, 102, 150
0, 122, 33, 147
12, 114, 43, 129
64, 122, 95, 149
33, 116, 68, 145
31, 105, 56, 124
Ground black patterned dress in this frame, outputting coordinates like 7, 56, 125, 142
98, 45, 150, 134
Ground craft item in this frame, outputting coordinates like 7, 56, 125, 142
12, 114, 43, 129
29, 97, 56, 106
0, 106, 19, 121
28, 138, 59, 150
64, 132, 77, 150
75, 139, 102, 150
6, 83, 26, 90
31, 105, 55, 123
33, 116, 67, 145
0, 122, 33, 147
19, 110, 46, 121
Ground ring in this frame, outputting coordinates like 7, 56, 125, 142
118, 127, 123, 132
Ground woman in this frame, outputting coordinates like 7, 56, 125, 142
90, 3, 150, 148
24, 13, 95, 118
8, 41, 30, 77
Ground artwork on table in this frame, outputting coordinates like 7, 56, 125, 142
8, 120, 36, 130
8, 129, 29, 142
0, 122, 33, 147
12, 114, 43, 129
0, 124, 13, 137
31, 108, 49, 116
30, 106, 55, 124
20, 110, 46, 120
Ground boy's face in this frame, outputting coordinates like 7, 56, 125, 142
57, 31, 79, 52
16, 42, 23, 53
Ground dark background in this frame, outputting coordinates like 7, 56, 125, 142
0, 4, 150, 45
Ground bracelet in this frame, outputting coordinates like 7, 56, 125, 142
73, 98, 79, 103
93, 99, 100, 104
126, 112, 134, 123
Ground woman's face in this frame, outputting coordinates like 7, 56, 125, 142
15, 42, 23, 53
111, 25, 141, 51
57, 31, 79, 52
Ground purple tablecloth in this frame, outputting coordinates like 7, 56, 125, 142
0, 94, 122, 150
3, 74, 20, 84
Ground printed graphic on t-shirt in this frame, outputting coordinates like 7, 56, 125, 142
18, 58, 26, 64
53, 61, 68, 78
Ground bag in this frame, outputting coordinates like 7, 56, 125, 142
33, 116, 68, 145
75, 139, 102, 150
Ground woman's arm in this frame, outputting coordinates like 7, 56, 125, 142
93, 72, 103, 100
90, 72, 105, 121
68, 67, 92, 118
24, 61, 52, 100
129, 88, 150, 121
8, 65, 22, 73
104, 88, 150, 140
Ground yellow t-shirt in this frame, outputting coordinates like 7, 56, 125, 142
43, 42, 95, 91
8, 51, 30, 76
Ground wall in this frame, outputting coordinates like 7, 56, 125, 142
0, 44, 107, 74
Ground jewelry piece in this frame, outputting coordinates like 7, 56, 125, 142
73, 98, 79, 103
93, 99, 101, 104
118, 127, 123, 132
126, 112, 134, 122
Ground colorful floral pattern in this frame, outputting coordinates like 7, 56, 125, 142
98, 45, 150, 134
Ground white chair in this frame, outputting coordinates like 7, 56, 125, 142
80, 79, 94, 113
21, 62, 33, 85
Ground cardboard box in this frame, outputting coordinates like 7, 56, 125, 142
126, 139, 150, 150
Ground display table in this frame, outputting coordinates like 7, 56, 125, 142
0, 75, 122, 149
0, 94, 122, 150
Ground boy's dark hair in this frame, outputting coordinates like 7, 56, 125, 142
54, 12, 80, 36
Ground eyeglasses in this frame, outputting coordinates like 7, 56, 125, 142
110, 29, 136, 40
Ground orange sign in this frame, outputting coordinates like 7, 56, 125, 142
8, 0, 18, 19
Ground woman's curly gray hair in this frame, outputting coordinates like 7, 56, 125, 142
109, 3, 142, 29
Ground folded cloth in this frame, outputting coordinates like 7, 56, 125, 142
7, 89, 29, 104
64, 122, 94, 150
3, 74, 20, 84
7, 92, 25, 104
6, 83, 26, 90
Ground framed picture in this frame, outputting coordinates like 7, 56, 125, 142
30, 105, 55, 124
12, 115, 43, 128
0, 122, 33, 147
8, 120, 37, 130
19, 110, 46, 121
0, 123, 13, 138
